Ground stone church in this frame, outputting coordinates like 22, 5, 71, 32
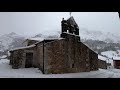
9, 16, 98, 74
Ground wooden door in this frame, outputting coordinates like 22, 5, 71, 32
25, 53, 33, 68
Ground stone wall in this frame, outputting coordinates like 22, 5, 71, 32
44, 40, 67, 74
10, 50, 24, 69
35, 42, 44, 72
80, 42, 90, 72
98, 59, 107, 69
89, 49, 98, 71
40, 33, 97, 74
10, 47, 36, 69
32, 47, 38, 68
61, 33, 90, 73
66, 33, 77, 73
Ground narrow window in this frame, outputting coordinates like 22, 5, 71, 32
72, 64, 74, 68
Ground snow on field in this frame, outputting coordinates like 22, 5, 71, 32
0, 59, 120, 78
0, 55, 7, 59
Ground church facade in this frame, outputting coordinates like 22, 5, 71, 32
9, 16, 98, 74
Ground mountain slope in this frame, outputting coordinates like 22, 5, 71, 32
80, 28, 120, 43
0, 32, 25, 55
0, 28, 120, 56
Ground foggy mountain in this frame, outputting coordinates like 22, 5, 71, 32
0, 28, 120, 55
80, 28, 120, 43
0, 32, 25, 56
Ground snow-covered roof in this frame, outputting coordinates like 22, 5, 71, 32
98, 55, 114, 66
98, 55, 108, 61
112, 57, 120, 60
34, 37, 64, 45
101, 50, 120, 61
62, 32, 80, 37
9, 44, 36, 51
26, 37, 63, 42
44, 37, 64, 40
27, 37, 44, 41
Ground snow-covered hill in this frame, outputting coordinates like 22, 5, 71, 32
80, 28, 120, 43
32, 28, 120, 43
0, 32, 25, 53
0, 28, 120, 55
101, 50, 120, 60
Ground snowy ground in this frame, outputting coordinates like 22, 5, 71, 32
0, 59, 120, 78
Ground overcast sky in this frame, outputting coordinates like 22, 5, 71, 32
0, 12, 120, 36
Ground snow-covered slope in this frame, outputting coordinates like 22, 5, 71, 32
37, 28, 120, 43
101, 50, 120, 60
80, 28, 120, 43
0, 28, 120, 54
32, 28, 120, 44
0, 32, 25, 52
0, 31, 60, 54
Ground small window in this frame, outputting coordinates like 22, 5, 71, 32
72, 64, 74, 68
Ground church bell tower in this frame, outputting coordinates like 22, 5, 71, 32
60, 13, 80, 41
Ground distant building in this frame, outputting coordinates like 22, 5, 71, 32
22, 38, 44, 47
98, 55, 107, 69
107, 63, 112, 69
113, 57, 120, 69
9, 16, 99, 74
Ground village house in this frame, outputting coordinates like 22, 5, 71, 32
113, 57, 120, 69
9, 16, 99, 74
98, 55, 107, 69
22, 38, 44, 47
